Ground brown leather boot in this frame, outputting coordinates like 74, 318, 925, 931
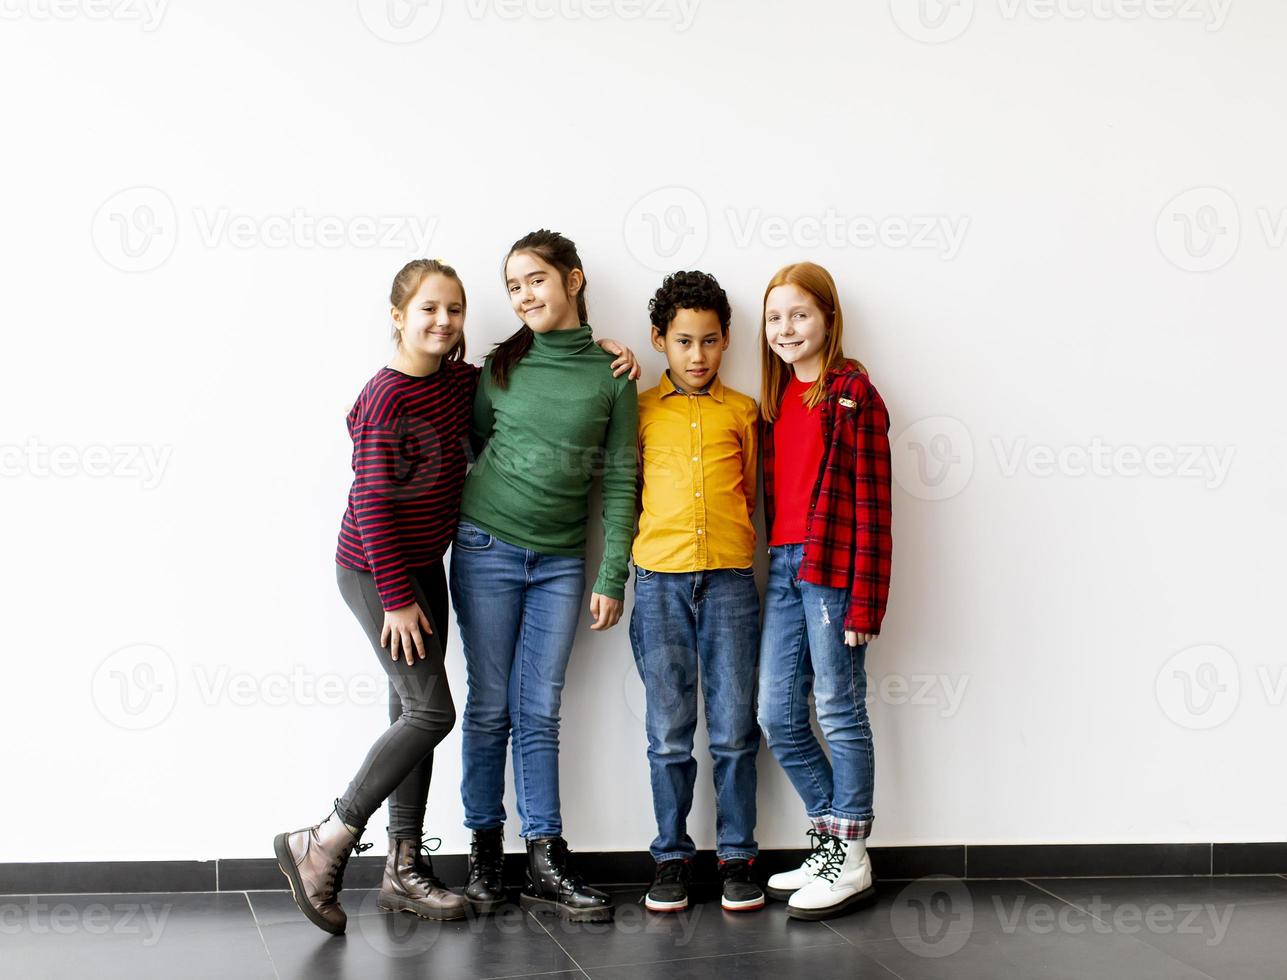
273, 803, 370, 935
377, 838, 468, 920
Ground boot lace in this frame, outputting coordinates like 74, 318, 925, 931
415, 835, 446, 888
328, 798, 371, 894
812, 833, 846, 884
546, 838, 588, 893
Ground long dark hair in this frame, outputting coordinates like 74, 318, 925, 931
490, 229, 588, 388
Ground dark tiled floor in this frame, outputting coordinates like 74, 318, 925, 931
4, 877, 1286, 979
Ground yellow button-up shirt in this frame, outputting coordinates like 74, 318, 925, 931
632, 372, 758, 573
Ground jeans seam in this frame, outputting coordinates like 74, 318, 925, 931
788, 582, 831, 813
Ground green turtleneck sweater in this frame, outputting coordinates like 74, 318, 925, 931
459, 324, 639, 600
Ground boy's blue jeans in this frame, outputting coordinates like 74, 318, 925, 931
628, 564, 761, 862
449, 520, 586, 839
758, 543, 874, 840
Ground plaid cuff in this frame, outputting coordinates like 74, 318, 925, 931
829, 815, 872, 840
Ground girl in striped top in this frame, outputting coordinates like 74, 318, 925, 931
274, 259, 637, 936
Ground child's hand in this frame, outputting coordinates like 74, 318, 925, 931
597, 339, 642, 381
381, 602, 433, 665
588, 593, 623, 630
845, 630, 872, 648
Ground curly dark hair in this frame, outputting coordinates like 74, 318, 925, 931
648, 270, 731, 336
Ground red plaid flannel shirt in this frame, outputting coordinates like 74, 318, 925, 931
762, 362, 893, 634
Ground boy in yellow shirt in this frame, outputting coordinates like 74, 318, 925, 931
629, 271, 763, 914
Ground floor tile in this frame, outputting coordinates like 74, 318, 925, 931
257, 891, 579, 980
0, 891, 275, 980
529, 886, 847, 969
1031, 876, 1287, 980
838, 877, 1219, 980
585, 943, 899, 979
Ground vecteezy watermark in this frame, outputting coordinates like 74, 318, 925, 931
1155, 644, 1240, 730
623, 187, 968, 271
726, 208, 970, 260
1156, 187, 1240, 272
357, 0, 445, 42
890, 0, 1231, 43
892, 417, 1236, 501
0, 438, 173, 490
1156, 186, 1287, 273
90, 644, 180, 732
992, 437, 1235, 490
91, 186, 178, 273
191, 665, 387, 709
91, 644, 419, 730
891, 416, 977, 502
357, 0, 699, 41
91, 186, 439, 272
890, 876, 974, 958
0, 898, 172, 946
0, 0, 170, 31
994, 894, 1234, 945
623, 186, 710, 272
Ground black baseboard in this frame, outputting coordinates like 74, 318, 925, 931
2, 843, 1284, 895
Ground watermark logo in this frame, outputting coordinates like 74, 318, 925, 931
890, 0, 976, 43
993, 437, 1235, 490
91, 644, 179, 731
726, 208, 969, 259
890, 876, 974, 957
624, 186, 709, 272
0, 898, 171, 945
1156, 187, 1240, 272
0, 0, 171, 31
91, 186, 178, 273
0, 438, 173, 489
1155, 643, 1240, 730
892, 416, 975, 501
357, 0, 444, 42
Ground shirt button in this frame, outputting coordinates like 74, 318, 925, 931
696, 528, 704, 535
692, 456, 699, 462
695, 492, 701, 498
690, 422, 697, 428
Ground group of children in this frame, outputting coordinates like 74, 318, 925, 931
273, 230, 893, 937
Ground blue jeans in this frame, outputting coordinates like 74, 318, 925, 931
757, 543, 874, 839
449, 520, 586, 839
628, 565, 761, 862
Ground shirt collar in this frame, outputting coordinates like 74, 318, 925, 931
659, 370, 725, 402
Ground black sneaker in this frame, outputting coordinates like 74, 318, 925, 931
645, 859, 691, 912
719, 858, 765, 912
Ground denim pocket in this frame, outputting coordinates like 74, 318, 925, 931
454, 521, 494, 552
729, 566, 756, 579
634, 563, 656, 582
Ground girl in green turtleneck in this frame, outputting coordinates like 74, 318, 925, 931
449, 229, 637, 924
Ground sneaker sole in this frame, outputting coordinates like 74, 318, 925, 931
377, 893, 468, 921
644, 896, 689, 912
273, 832, 345, 936
764, 884, 799, 903
520, 892, 614, 923
721, 895, 765, 912
786, 882, 878, 921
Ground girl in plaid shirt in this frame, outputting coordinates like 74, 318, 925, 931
755, 262, 893, 921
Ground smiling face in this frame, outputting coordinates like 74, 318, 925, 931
764, 282, 829, 380
505, 250, 583, 333
654, 307, 728, 394
393, 273, 464, 361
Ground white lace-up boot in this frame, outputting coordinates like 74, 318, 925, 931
785, 836, 876, 920
765, 828, 832, 901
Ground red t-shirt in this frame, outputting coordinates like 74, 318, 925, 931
769, 374, 825, 546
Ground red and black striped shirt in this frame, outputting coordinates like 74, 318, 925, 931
336, 361, 479, 610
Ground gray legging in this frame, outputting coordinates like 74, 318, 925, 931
334, 560, 456, 841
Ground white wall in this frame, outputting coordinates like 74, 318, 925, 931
2, 0, 1284, 863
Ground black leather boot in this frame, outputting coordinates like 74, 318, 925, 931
464, 828, 506, 913
519, 837, 613, 923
